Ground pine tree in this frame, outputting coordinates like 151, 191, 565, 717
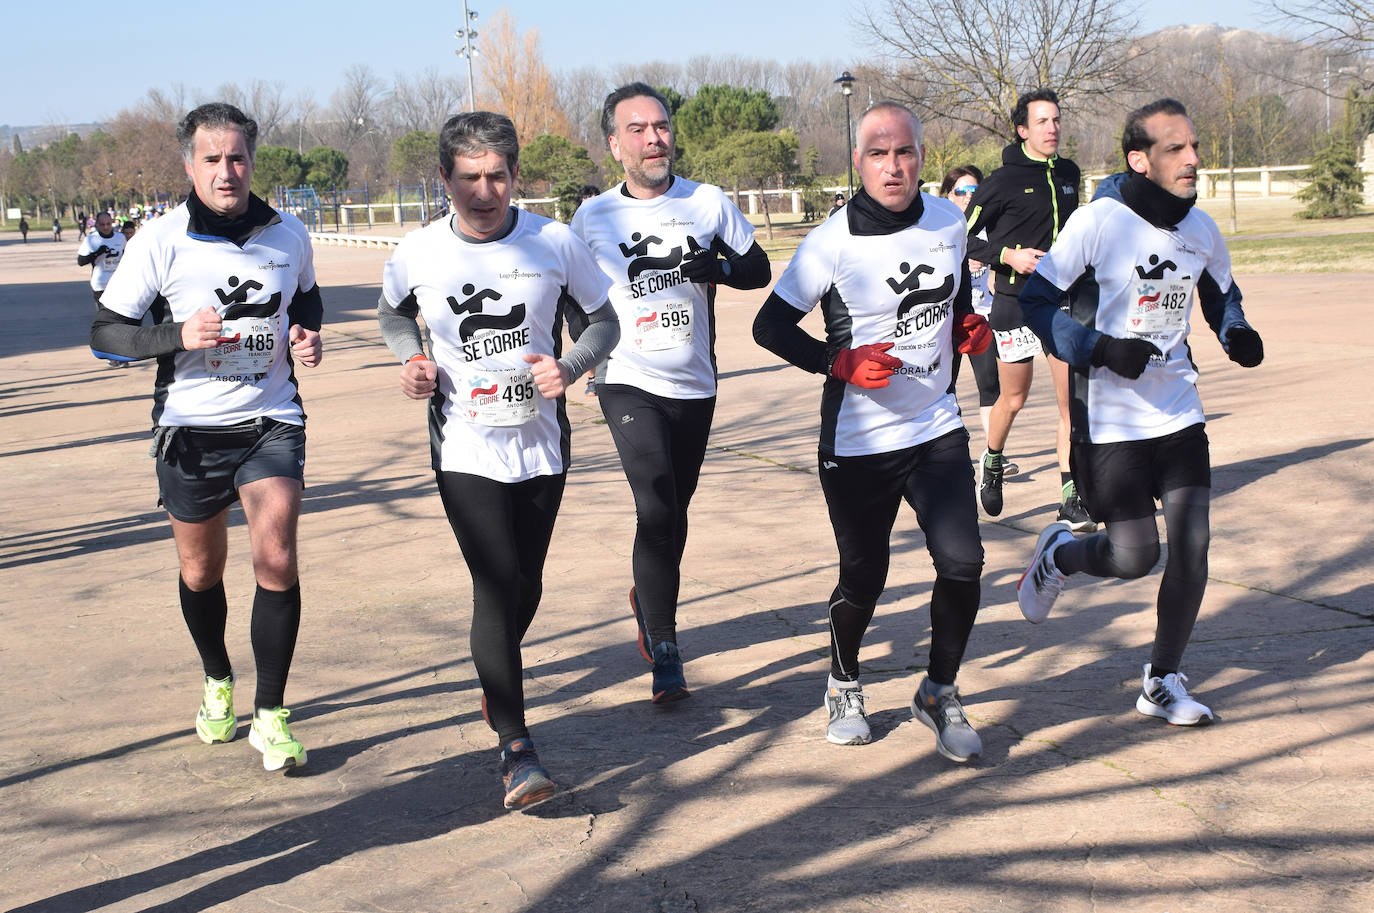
1296, 90, 1365, 219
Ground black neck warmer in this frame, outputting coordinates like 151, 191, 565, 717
186, 190, 279, 248
1119, 170, 1196, 230
846, 187, 924, 236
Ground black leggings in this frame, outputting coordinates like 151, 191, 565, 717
1055, 486, 1210, 671
437, 470, 565, 746
597, 384, 715, 645
948, 346, 1000, 408
818, 429, 984, 684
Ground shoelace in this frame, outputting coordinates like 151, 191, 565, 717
1159, 672, 1192, 704
204, 681, 232, 713
258, 709, 293, 742
834, 688, 865, 719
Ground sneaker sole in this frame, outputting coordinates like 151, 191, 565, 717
505, 778, 557, 809
651, 685, 690, 704
1135, 694, 1214, 726
1017, 522, 1073, 624
825, 730, 872, 745
910, 699, 979, 763
1061, 515, 1097, 533
248, 726, 308, 771
629, 587, 653, 664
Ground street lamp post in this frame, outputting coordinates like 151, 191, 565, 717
833, 71, 856, 199
455, 3, 480, 113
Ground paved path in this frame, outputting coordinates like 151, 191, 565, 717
1, 235, 1371, 912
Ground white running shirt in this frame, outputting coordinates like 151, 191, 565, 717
99, 203, 317, 428
382, 211, 612, 482
571, 177, 756, 399
78, 229, 127, 291
1034, 197, 1231, 443
772, 193, 968, 457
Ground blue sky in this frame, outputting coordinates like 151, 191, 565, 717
5, 0, 1267, 127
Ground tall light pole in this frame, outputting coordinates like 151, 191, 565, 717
455, 3, 480, 112
834, 71, 856, 199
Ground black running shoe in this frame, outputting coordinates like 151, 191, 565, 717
1057, 483, 1096, 533
978, 449, 1004, 516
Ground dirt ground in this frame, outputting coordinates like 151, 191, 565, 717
1, 234, 1371, 913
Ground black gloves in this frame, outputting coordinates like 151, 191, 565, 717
680, 237, 727, 284
1091, 335, 1161, 379
1225, 325, 1264, 367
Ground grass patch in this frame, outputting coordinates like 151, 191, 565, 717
1228, 231, 1374, 273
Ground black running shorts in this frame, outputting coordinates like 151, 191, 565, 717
1070, 423, 1210, 523
154, 419, 305, 522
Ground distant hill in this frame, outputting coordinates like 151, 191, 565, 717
0, 122, 103, 151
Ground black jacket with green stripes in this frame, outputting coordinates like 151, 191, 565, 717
964, 142, 1080, 295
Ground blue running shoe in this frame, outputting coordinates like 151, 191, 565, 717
500, 738, 557, 809
651, 641, 690, 704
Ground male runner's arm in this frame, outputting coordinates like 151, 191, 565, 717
1196, 271, 1263, 368
90, 303, 184, 360
558, 302, 619, 380
964, 180, 1005, 268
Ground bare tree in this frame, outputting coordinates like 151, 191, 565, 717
137, 85, 191, 123
327, 65, 392, 183
286, 89, 321, 154
330, 64, 388, 149
213, 80, 291, 141
393, 67, 467, 134
558, 65, 611, 150
859, 0, 1151, 136
1268, 0, 1374, 49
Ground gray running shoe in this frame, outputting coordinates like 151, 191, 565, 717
978, 449, 1004, 516
1018, 521, 1074, 623
911, 677, 981, 762
824, 677, 872, 745
1057, 481, 1097, 532
1136, 664, 1213, 726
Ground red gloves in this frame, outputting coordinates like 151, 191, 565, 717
953, 314, 992, 355
830, 342, 902, 389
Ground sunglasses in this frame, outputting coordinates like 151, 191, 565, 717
952, 185, 978, 196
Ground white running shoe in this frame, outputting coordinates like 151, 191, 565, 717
1018, 522, 1074, 623
824, 676, 872, 745
1136, 665, 1213, 725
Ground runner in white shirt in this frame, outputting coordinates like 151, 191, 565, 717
754, 102, 993, 763
377, 111, 617, 809
76, 211, 126, 301
89, 103, 324, 772
1015, 99, 1264, 726
571, 83, 771, 705
78, 211, 129, 366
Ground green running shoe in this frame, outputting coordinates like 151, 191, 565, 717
195, 674, 236, 744
249, 706, 307, 771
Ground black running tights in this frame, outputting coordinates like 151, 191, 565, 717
437, 470, 565, 747
597, 384, 715, 646
1054, 486, 1210, 671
